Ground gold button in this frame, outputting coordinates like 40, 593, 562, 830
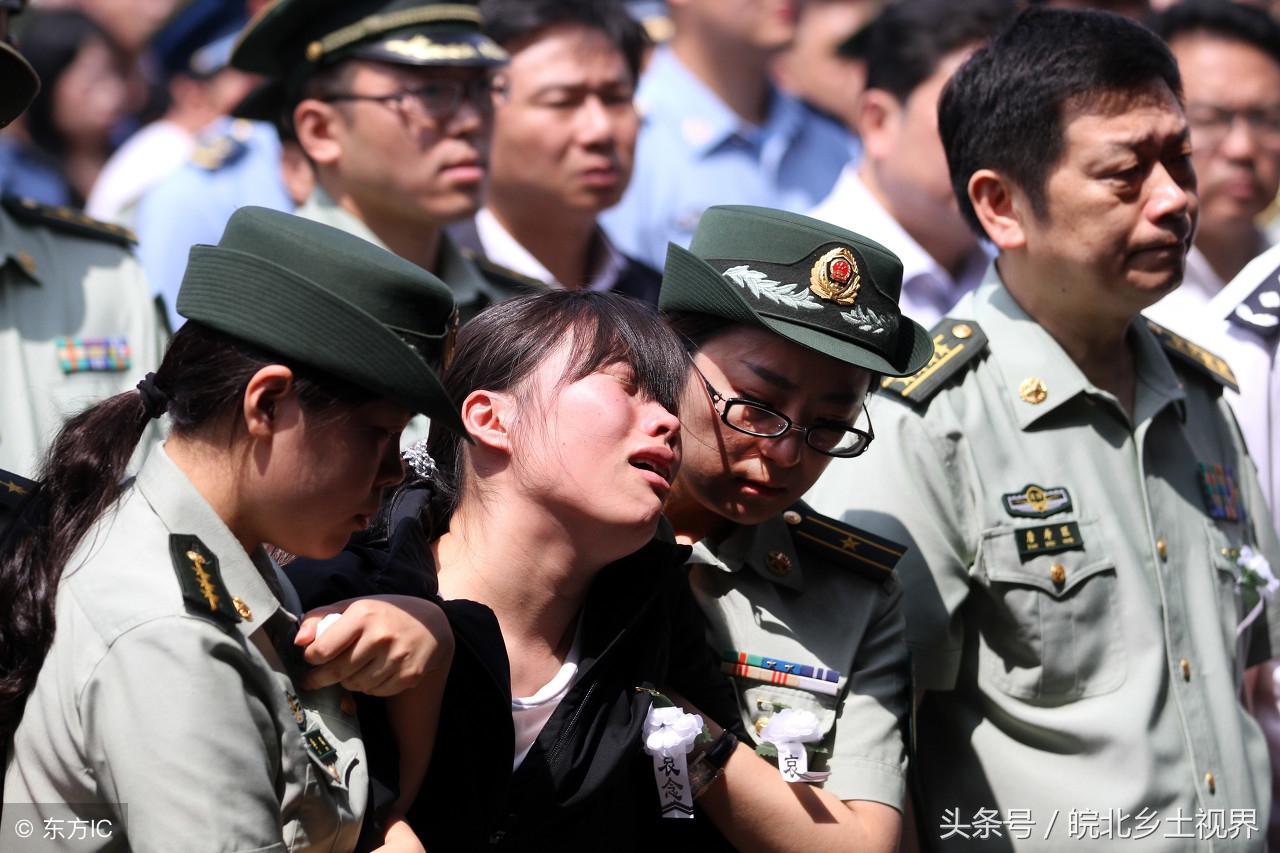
305, 40, 324, 62
783, 510, 802, 526
1156, 538, 1168, 561
15, 249, 36, 275
1205, 771, 1216, 794
952, 323, 973, 340
232, 596, 253, 621
1018, 377, 1048, 405
1180, 658, 1191, 681
766, 550, 792, 576
1049, 563, 1066, 584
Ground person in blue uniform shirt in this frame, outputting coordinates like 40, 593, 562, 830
601, 0, 852, 269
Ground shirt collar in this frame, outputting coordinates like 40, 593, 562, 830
473, 207, 625, 292
637, 47, 799, 157
686, 516, 805, 592
974, 265, 1186, 430
135, 446, 296, 637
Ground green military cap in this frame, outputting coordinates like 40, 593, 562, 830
232, 0, 507, 79
0, 37, 40, 127
176, 206, 465, 435
661, 205, 933, 376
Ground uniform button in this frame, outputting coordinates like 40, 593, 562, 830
1180, 659, 1191, 681
1019, 377, 1048, 405
952, 323, 973, 340
766, 551, 792, 576
1205, 771, 1216, 794
1049, 563, 1067, 585
783, 510, 802, 526
340, 692, 357, 716
1156, 538, 1168, 561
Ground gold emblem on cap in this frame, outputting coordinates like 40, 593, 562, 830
233, 596, 253, 621
1018, 377, 1048, 405
952, 323, 973, 340
809, 246, 861, 305
766, 550, 792, 576
783, 510, 802, 526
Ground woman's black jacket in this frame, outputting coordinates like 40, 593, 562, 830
287, 483, 743, 851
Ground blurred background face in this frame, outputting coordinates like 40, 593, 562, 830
772, 0, 878, 127
1173, 31, 1280, 233
490, 23, 638, 216
53, 34, 127, 144
861, 47, 973, 242
672, 0, 802, 52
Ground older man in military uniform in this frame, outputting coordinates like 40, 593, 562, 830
0, 0, 165, 477
230, 0, 539, 324
807, 8, 1280, 850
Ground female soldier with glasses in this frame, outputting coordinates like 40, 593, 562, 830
659, 205, 934, 852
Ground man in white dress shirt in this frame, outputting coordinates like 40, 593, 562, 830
1146, 1, 1280, 334
808, 0, 1011, 326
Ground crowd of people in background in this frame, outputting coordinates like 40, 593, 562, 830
3, 0, 1280, 850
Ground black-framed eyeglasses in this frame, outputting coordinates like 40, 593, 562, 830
322, 77, 506, 122
693, 364, 874, 458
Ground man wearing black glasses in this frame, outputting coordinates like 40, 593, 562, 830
230, 0, 539, 325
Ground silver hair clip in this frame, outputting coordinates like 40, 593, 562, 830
401, 439, 439, 481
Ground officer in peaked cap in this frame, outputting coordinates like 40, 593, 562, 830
658, 205, 930, 848
0, 0, 166, 483
231, 0, 542, 332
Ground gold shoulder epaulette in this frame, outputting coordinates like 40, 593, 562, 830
189, 119, 252, 172
880, 317, 986, 405
2, 196, 136, 247
784, 501, 907, 585
1145, 318, 1238, 392
168, 534, 241, 623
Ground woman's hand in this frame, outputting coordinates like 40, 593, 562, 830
296, 595, 454, 696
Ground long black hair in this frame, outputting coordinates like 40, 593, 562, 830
0, 322, 374, 737
424, 290, 688, 531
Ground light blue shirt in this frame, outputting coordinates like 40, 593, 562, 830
601, 47, 851, 270
134, 118, 292, 331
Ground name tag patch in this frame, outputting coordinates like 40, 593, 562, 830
1198, 463, 1243, 522
56, 336, 130, 374
1002, 484, 1072, 518
1016, 522, 1084, 560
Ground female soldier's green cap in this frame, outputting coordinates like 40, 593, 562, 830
231, 0, 507, 78
660, 205, 934, 376
175, 206, 465, 435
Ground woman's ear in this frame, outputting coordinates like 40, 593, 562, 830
243, 365, 296, 439
460, 389, 514, 454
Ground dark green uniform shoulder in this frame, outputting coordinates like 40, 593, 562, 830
169, 534, 242, 624
1145, 318, 1238, 392
783, 500, 907, 585
461, 249, 548, 296
2, 196, 137, 248
0, 468, 38, 557
880, 317, 987, 406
